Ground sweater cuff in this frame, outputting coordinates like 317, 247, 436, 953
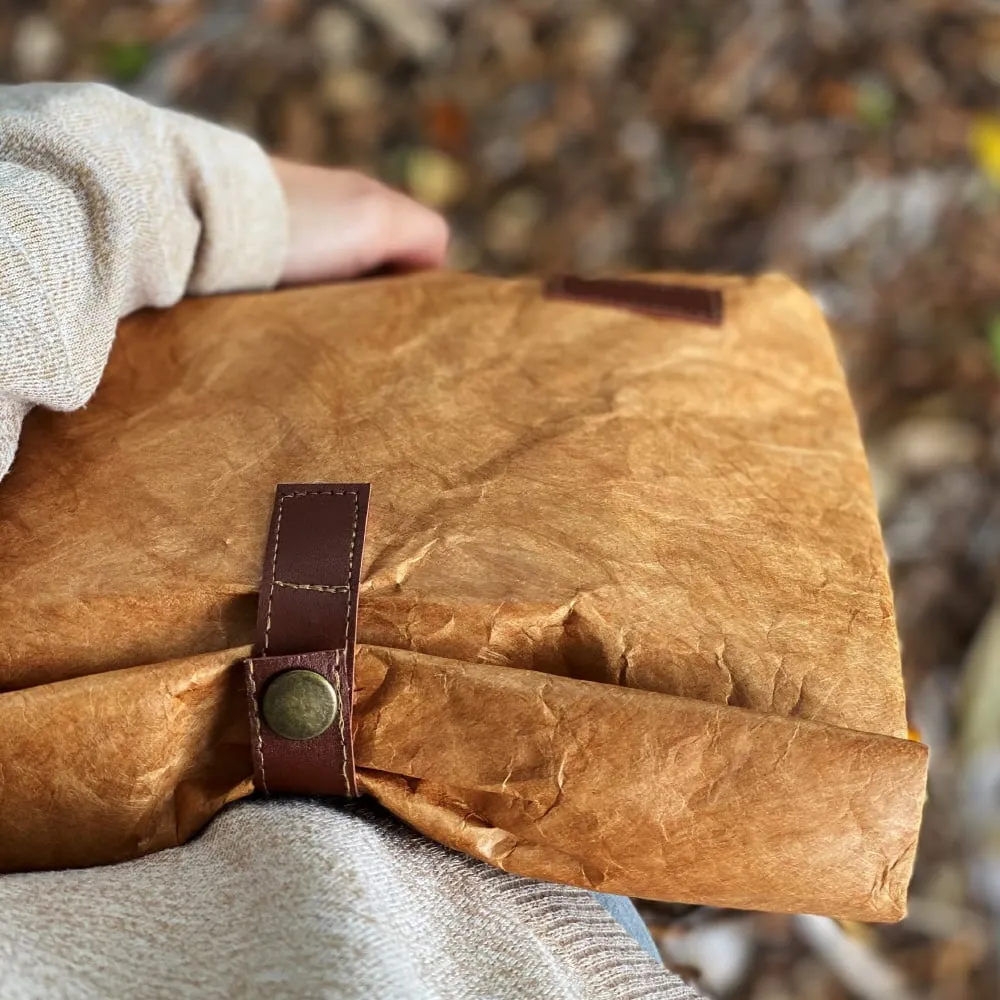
167, 111, 288, 295
0, 396, 31, 480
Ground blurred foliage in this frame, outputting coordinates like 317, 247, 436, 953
100, 39, 151, 83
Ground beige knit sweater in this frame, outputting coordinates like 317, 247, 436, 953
0, 83, 693, 999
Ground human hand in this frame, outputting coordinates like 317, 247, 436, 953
270, 158, 450, 285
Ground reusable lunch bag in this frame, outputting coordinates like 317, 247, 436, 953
0, 271, 927, 921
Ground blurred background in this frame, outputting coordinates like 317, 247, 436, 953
2, 1, 998, 996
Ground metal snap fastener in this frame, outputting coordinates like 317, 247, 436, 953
261, 669, 338, 741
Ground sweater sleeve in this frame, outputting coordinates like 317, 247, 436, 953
0, 82, 288, 478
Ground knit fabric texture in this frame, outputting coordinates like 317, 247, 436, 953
0, 801, 691, 999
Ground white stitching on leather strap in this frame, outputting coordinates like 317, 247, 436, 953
246, 660, 268, 794
261, 497, 285, 655
334, 650, 353, 794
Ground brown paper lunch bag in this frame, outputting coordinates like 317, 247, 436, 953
0, 270, 927, 922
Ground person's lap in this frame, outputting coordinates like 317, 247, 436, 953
592, 892, 661, 961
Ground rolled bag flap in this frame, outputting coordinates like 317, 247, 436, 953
0, 643, 927, 922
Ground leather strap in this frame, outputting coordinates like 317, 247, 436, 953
544, 275, 723, 326
245, 483, 370, 797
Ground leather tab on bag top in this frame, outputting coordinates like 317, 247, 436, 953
245, 483, 370, 797
544, 275, 723, 326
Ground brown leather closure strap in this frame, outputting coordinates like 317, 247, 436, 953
544, 275, 723, 326
244, 483, 370, 797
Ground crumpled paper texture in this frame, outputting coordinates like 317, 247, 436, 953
0, 271, 927, 920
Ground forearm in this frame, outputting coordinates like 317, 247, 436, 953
0, 82, 287, 476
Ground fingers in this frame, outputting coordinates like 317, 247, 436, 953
371, 185, 451, 273
271, 158, 450, 285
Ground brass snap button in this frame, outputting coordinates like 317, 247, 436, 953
261, 669, 338, 741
